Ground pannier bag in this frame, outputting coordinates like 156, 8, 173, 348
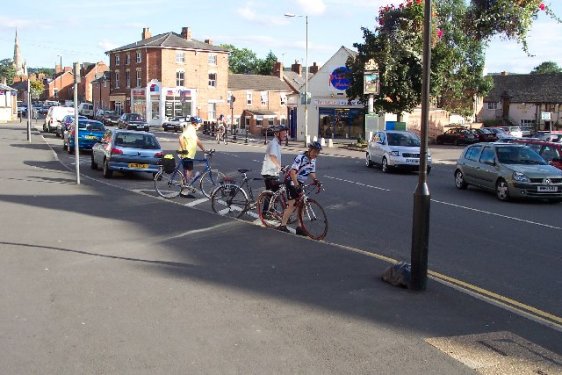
162, 154, 176, 174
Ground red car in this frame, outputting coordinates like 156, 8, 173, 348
471, 128, 496, 142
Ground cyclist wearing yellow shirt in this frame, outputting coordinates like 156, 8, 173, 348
179, 117, 207, 183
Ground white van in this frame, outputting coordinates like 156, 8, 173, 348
78, 103, 94, 118
44, 106, 77, 133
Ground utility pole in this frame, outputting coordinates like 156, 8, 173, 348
73, 62, 81, 185
26, 79, 31, 142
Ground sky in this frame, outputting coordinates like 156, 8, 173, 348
1, 0, 561, 75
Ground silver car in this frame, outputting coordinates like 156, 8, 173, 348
366, 130, 432, 173
454, 142, 562, 202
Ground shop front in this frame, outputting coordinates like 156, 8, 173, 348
316, 100, 364, 140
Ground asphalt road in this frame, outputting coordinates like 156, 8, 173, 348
42, 128, 562, 323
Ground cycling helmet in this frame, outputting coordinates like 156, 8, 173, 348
273, 125, 289, 132
308, 141, 322, 151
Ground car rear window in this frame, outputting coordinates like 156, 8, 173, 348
114, 133, 160, 149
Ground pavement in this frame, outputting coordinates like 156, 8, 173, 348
1, 121, 561, 374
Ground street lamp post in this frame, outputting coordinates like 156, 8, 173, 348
285, 13, 309, 146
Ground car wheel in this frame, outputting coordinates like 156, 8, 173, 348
90, 155, 98, 170
381, 157, 390, 173
42, 124, 47, 132
103, 159, 113, 178
454, 170, 467, 189
365, 152, 373, 168
435, 138, 442, 145
495, 179, 510, 201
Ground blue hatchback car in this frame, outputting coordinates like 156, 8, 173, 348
64, 119, 106, 153
91, 129, 163, 178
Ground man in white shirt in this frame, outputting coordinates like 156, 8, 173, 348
261, 124, 288, 201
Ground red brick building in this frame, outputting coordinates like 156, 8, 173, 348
105, 27, 230, 125
91, 72, 111, 112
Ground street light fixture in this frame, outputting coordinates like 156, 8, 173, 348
284, 12, 309, 146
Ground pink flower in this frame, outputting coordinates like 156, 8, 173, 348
539, 3, 546, 11
436, 29, 443, 39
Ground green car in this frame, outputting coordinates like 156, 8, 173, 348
454, 142, 562, 202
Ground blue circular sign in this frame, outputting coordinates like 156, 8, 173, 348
330, 66, 351, 91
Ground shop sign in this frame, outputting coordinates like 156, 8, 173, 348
313, 98, 363, 106
329, 66, 351, 91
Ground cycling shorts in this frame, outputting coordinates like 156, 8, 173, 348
181, 158, 194, 171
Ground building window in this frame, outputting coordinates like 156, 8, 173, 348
520, 119, 535, 127
53, 88, 59, 98
115, 71, 120, 88
260, 91, 268, 105
126, 54, 130, 65
208, 73, 217, 87
208, 54, 217, 65
115, 55, 120, 65
136, 51, 141, 63
486, 102, 497, 110
115, 102, 123, 115
246, 91, 252, 105
125, 71, 130, 88
208, 103, 216, 120
280, 93, 287, 105
176, 70, 185, 87
136, 71, 141, 88
176, 52, 185, 63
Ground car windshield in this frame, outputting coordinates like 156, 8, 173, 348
78, 121, 105, 131
496, 146, 546, 165
114, 133, 160, 149
387, 133, 420, 147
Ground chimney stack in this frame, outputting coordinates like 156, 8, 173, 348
55, 64, 62, 74
181, 27, 192, 40
291, 60, 302, 76
501, 71, 508, 76
273, 61, 283, 80
204, 38, 213, 45
142, 27, 152, 40
309, 62, 319, 74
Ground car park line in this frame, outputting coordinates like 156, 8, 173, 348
432, 199, 562, 231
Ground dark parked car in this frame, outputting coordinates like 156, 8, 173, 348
471, 128, 496, 142
435, 127, 477, 145
102, 110, 120, 127
117, 113, 149, 131
162, 116, 190, 132
91, 129, 163, 178
56, 114, 87, 138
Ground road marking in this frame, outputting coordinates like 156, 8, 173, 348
324, 175, 391, 192
432, 199, 562, 230
325, 241, 562, 332
184, 198, 208, 207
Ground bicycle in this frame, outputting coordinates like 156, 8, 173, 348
256, 166, 296, 229
153, 150, 225, 199
210, 169, 263, 218
216, 126, 227, 144
258, 181, 328, 240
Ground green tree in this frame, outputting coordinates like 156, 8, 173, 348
0, 59, 16, 85
28, 67, 55, 77
30, 80, 44, 100
257, 51, 278, 75
530, 61, 562, 74
220, 44, 259, 74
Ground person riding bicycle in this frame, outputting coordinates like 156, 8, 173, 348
178, 117, 207, 185
278, 141, 322, 234
216, 114, 227, 144
261, 125, 289, 211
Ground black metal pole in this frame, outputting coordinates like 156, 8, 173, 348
410, 0, 432, 291
245, 128, 248, 144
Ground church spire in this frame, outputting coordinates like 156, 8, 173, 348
13, 28, 26, 77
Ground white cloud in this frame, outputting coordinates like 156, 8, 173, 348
295, 0, 326, 15
98, 40, 119, 52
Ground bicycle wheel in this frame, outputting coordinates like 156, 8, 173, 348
298, 198, 328, 240
211, 184, 249, 218
256, 191, 284, 228
199, 169, 226, 199
154, 169, 184, 199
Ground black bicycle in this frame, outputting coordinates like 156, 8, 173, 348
210, 169, 263, 218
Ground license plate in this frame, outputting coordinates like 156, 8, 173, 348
85, 135, 98, 140
405, 158, 419, 164
537, 186, 558, 192
128, 163, 148, 169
